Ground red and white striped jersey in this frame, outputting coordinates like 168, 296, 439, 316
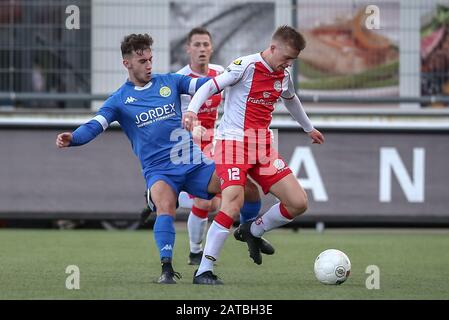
177, 63, 224, 130
213, 53, 296, 141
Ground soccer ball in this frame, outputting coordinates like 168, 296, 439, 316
314, 249, 351, 285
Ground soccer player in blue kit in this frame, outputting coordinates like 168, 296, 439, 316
56, 33, 262, 284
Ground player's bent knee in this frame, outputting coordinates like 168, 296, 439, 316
209, 201, 220, 212
154, 199, 177, 214
289, 202, 307, 217
220, 203, 243, 219
297, 200, 308, 216
286, 192, 308, 217
195, 199, 216, 213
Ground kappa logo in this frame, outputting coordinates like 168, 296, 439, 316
125, 96, 137, 104
161, 244, 173, 251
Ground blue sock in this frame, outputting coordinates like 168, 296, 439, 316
240, 200, 262, 224
153, 214, 175, 261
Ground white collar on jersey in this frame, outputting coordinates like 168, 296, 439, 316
133, 80, 153, 91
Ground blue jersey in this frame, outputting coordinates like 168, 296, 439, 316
71, 73, 210, 174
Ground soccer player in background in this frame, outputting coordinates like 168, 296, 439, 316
183, 26, 325, 285
176, 27, 273, 265
55, 33, 258, 285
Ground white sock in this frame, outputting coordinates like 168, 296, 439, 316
187, 212, 208, 253
178, 191, 194, 209
250, 203, 293, 237
196, 221, 230, 276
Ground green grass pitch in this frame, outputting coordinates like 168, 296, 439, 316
1, 227, 449, 300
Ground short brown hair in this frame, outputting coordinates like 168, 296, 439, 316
187, 27, 212, 44
272, 25, 306, 51
121, 33, 153, 57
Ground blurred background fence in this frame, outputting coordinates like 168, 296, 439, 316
1, 0, 448, 109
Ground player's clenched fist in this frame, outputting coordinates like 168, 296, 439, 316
56, 132, 73, 148
182, 111, 198, 132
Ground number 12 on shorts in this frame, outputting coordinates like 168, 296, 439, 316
228, 167, 240, 181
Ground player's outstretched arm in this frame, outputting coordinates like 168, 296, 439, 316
55, 116, 108, 148
56, 132, 73, 148
56, 95, 117, 148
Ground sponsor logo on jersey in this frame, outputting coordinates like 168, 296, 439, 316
198, 106, 218, 114
134, 103, 176, 127
274, 80, 282, 92
125, 96, 137, 104
233, 59, 242, 65
159, 86, 171, 97
262, 72, 282, 78
248, 96, 276, 107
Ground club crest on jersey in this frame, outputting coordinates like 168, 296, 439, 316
274, 80, 282, 92
159, 86, 171, 97
233, 59, 242, 65
273, 159, 285, 170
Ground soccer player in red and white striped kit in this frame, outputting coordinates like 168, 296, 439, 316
183, 26, 325, 284
177, 27, 273, 266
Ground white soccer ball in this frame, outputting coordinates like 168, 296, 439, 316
314, 249, 351, 285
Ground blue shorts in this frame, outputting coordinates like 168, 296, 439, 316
144, 161, 216, 210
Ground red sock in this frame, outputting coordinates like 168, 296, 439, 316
214, 211, 234, 229
191, 205, 209, 219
